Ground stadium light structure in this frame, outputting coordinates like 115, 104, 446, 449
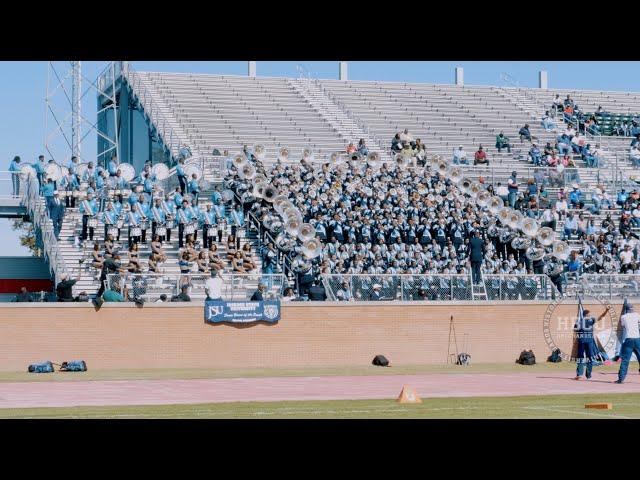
44, 61, 120, 166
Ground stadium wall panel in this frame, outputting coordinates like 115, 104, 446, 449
0, 302, 621, 371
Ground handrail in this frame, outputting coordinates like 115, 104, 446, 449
19, 175, 68, 285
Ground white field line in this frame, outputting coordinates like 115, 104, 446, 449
522, 406, 632, 419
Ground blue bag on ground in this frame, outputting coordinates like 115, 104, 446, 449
28, 361, 54, 373
60, 360, 87, 372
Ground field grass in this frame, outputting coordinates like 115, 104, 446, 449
0, 362, 625, 383
1, 392, 638, 419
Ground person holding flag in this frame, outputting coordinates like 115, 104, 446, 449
574, 297, 612, 380
615, 298, 640, 384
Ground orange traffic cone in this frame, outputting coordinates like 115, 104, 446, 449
396, 385, 422, 404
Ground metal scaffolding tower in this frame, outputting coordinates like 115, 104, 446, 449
45, 61, 120, 165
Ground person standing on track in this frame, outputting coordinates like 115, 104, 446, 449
615, 302, 640, 384
574, 304, 611, 380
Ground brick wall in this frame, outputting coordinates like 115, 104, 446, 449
0, 301, 622, 371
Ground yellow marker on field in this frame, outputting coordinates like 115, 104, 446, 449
585, 403, 613, 410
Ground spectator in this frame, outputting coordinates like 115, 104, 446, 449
346, 142, 357, 154
155, 294, 168, 303
569, 184, 584, 209
56, 272, 77, 302
529, 144, 542, 166
172, 285, 192, 302
13, 287, 33, 303
205, 270, 223, 301
369, 283, 383, 301
281, 287, 296, 302
391, 133, 402, 152
250, 283, 266, 301
495, 131, 511, 153
357, 139, 369, 156
507, 171, 518, 208
9, 155, 21, 197
102, 283, 126, 302
552, 94, 563, 116
474, 145, 489, 165
518, 124, 532, 143
335, 282, 352, 301
452, 145, 468, 165
308, 280, 327, 301
541, 111, 556, 131
49, 191, 65, 240
630, 145, 640, 167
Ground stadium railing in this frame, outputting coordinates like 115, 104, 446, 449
322, 273, 558, 301
19, 175, 69, 284
106, 272, 286, 302
567, 273, 640, 300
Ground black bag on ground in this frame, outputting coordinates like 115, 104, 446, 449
60, 360, 87, 372
28, 361, 54, 373
516, 350, 536, 365
456, 353, 471, 365
547, 349, 562, 363
372, 355, 389, 367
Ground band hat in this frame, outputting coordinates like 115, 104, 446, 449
373, 284, 382, 289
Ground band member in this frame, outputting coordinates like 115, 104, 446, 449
107, 154, 119, 177
150, 198, 166, 242
213, 199, 226, 243
186, 200, 201, 243
229, 203, 244, 248
176, 158, 187, 194
102, 202, 120, 242
173, 187, 183, 210
202, 204, 217, 249
177, 199, 192, 248
80, 192, 99, 242
161, 194, 175, 242
127, 208, 142, 248
188, 173, 200, 206
109, 169, 128, 203
34, 155, 46, 193
60, 169, 79, 208
135, 197, 151, 244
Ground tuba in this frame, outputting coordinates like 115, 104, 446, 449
521, 217, 540, 238
469, 182, 482, 199
488, 196, 504, 215
275, 233, 296, 252
302, 237, 322, 259
20, 164, 37, 179
151, 163, 170, 180
239, 163, 256, 180
508, 210, 524, 230
498, 207, 512, 225
278, 147, 290, 162
551, 241, 571, 260
253, 144, 266, 160
367, 152, 380, 169
291, 255, 312, 273
45, 162, 63, 181
459, 178, 472, 195
262, 185, 278, 202
303, 147, 314, 161
118, 163, 136, 182
476, 190, 491, 208
298, 223, 316, 241
233, 154, 247, 168
448, 166, 463, 184
536, 227, 555, 246
511, 236, 532, 250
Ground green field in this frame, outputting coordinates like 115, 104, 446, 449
0, 362, 623, 383
1, 393, 638, 419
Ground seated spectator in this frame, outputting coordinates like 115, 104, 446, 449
563, 104, 575, 123
495, 132, 511, 153
399, 128, 414, 147
391, 134, 402, 152
346, 142, 357, 154
281, 287, 296, 302
541, 111, 556, 131
557, 134, 572, 156
172, 285, 191, 302
357, 139, 369, 156
569, 184, 584, 209
56, 273, 77, 302
13, 287, 33, 302
155, 294, 168, 303
526, 178, 538, 197
474, 145, 489, 165
452, 145, 469, 165
103, 282, 127, 302
543, 142, 554, 157
571, 133, 586, 155
617, 188, 628, 206
620, 245, 635, 273
529, 144, 542, 165
630, 145, 640, 167
518, 124, 532, 143
414, 139, 426, 161
552, 94, 563, 116
566, 252, 582, 274
564, 94, 574, 108
335, 282, 352, 301
369, 283, 383, 301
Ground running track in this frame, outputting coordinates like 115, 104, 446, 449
0, 372, 639, 409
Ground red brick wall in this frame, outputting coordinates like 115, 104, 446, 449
0, 301, 622, 371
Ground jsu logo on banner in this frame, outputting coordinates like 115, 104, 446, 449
204, 301, 280, 324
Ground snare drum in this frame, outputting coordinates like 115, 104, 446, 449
185, 222, 196, 235
156, 226, 167, 237
117, 220, 124, 229
131, 227, 142, 237
108, 227, 118, 237
208, 226, 217, 237
88, 218, 98, 228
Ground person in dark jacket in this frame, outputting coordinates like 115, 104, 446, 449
250, 283, 266, 301
13, 287, 33, 302
171, 285, 191, 302
49, 191, 65, 240
470, 231, 485, 284
370, 283, 383, 301
308, 280, 327, 301
56, 273, 77, 302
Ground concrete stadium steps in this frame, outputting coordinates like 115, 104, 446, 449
137, 72, 350, 160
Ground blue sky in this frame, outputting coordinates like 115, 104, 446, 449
2, 60, 640, 255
